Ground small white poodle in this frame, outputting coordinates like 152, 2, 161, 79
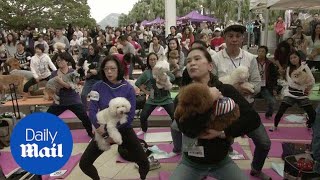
219, 66, 254, 93
95, 97, 131, 151
152, 57, 173, 90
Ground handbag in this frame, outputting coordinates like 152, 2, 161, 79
284, 154, 319, 180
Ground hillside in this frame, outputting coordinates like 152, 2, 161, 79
98, 13, 120, 28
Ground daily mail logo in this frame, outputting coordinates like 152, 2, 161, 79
20, 128, 63, 158
10, 113, 73, 175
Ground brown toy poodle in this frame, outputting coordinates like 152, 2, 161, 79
175, 83, 240, 138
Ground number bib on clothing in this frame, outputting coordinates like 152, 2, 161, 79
188, 146, 205, 157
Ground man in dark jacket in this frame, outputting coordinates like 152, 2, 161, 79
256, 46, 279, 119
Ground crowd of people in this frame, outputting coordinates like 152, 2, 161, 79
0, 11, 320, 179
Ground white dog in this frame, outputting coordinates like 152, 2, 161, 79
152, 57, 172, 90
95, 97, 131, 151
219, 66, 254, 93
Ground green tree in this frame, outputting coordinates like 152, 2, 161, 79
0, 0, 96, 30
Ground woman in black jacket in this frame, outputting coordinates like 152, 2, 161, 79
170, 47, 264, 180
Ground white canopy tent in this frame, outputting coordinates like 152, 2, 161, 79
267, 0, 320, 10
250, 0, 320, 46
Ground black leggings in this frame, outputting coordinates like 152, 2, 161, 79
274, 102, 316, 127
140, 103, 174, 132
79, 128, 149, 180
23, 76, 50, 93
47, 104, 93, 136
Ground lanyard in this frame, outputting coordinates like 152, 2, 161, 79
257, 61, 265, 77
226, 49, 243, 68
230, 58, 240, 68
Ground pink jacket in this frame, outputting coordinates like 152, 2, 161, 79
274, 21, 286, 35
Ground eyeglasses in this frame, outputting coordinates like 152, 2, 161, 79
56, 58, 66, 62
103, 67, 117, 71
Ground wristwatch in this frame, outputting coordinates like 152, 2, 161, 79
219, 131, 226, 138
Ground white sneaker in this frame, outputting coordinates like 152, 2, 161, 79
136, 131, 145, 136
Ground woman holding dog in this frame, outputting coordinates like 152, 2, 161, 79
79, 56, 150, 180
46, 52, 93, 138
271, 51, 316, 131
134, 52, 182, 157
78, 43, 103, 110
170, 46, 263, 180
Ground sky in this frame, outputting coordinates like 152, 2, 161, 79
87, 0, 140, 22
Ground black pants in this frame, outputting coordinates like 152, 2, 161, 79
23, 76, 50, 93
140, 103, 174, 132
79, 128, 149, 180
274, 102, 316, 127
47, 104, 93, 136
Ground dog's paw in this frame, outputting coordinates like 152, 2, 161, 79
112, 136, 123, 145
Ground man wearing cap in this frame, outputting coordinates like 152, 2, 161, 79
210, 27, 225, 52
212, 22, 271, 180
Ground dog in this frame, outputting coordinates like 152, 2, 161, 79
95, 97, 131, 151
0, 75, 25, 99
6, 58, 21, 70
219, 66, 254, 93
174, 83, 239, 138
43, 71, 80, 104
77, 60, 90, 80
152, 57, 172, 90
291, 64, 314, 88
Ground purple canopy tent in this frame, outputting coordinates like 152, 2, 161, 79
141, 20, 150, 26
178, 10, 217, 23
146, 17, 165, 25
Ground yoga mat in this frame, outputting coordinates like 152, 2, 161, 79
134, 128, 171, 140
71, 129, 91, 143
159, 168, 282, 180
117, 143, 181, 163
244, 169, 282, 180
42, 153, 82, 180
151, 107, 169, 116
145, 132, 173, 143
59, 110, 77, 119
266, 127, 312, 140
0, 151, 19, 176
249, 140, 282, 158
249, 140, 311, 158
230, 142, 249, 160
259, 113, 306, 124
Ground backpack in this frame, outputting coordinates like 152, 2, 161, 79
0, 116, 15, 148
0, 83, 21, 148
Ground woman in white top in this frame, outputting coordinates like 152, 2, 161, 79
271, 51, 315, 131
148, 35, 165, 58
23, 44, 57, 100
